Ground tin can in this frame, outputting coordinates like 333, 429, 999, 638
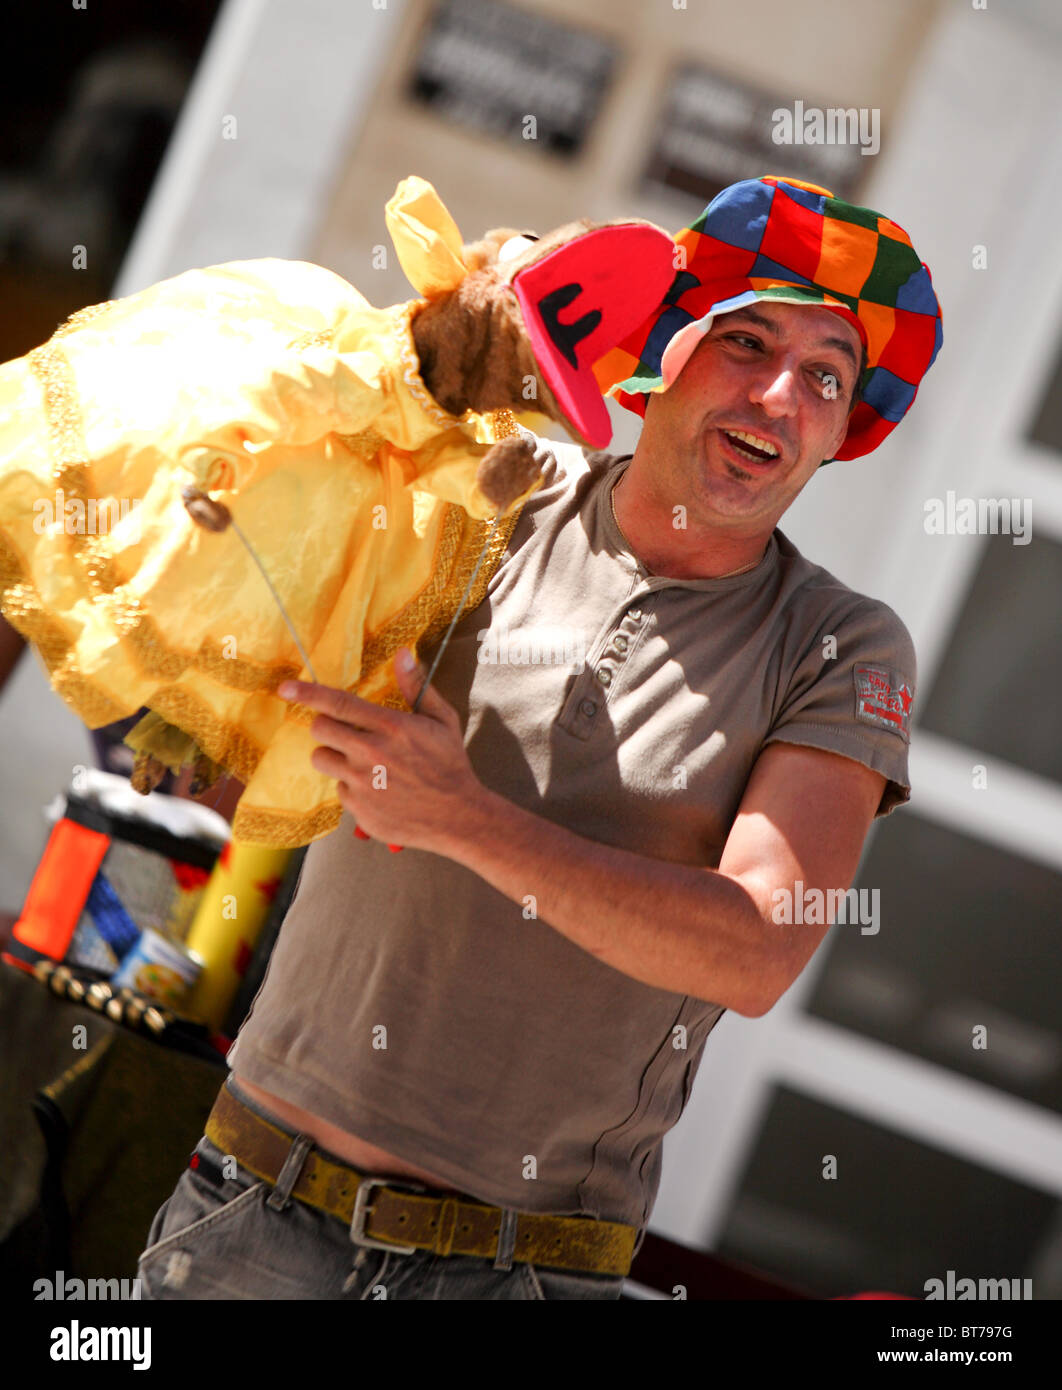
111, 927, 203, 1009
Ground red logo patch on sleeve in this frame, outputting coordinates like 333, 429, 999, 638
853, 665, 913, 740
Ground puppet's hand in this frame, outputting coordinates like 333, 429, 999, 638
475, 434, 543, 513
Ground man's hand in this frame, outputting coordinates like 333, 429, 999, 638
278, 647, 485, 853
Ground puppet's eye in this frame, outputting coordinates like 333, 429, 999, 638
498, 233, 539, 263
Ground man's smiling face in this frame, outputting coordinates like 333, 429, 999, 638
640, 301, 865, 531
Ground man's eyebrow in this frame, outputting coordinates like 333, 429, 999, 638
715, 307, 860, 371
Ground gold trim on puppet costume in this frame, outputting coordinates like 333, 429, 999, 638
232, 465, 522, 846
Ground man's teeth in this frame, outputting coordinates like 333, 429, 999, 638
724, 429, 779, 458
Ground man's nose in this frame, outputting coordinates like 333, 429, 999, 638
750, 364, 799, 416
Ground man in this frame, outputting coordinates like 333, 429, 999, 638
137, 175, 942, 1300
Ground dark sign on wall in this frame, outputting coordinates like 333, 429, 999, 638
408, 0, 617, 158
644, 66, 870, 207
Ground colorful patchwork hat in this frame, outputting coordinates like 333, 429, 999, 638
592, 175, 943, 462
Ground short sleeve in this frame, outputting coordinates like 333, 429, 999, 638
763, 598, 917, 817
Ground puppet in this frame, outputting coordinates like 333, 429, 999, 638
0, 177, 675, 845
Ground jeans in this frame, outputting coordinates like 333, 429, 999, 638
136, 1083, 626, 1300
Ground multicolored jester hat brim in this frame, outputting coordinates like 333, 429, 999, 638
511, 224, 676, 449
592, 175, 943, 462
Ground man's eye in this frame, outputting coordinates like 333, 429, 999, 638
815, 369, 845, 397
725, 334, 761, 350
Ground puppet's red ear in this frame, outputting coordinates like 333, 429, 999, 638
511, 225, 675, 448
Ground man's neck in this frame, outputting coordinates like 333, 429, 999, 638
610, 467, 770, 581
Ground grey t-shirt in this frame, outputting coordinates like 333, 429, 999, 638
228, 435, 917, 1241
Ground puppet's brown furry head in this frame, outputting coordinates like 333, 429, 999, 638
410, 264, 566, 429
410, 213, 670, 446
459, 227, 535, 273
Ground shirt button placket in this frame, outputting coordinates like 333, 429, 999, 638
594, 595, 649, 699
559, 594, 651, 737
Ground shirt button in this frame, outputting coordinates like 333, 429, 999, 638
597, 666, 612, 686
628, 607, 642, 621
613, 634, 629, 652
580, 699, 597, 717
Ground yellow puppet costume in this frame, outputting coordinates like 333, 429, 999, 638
0, 179, 539, 847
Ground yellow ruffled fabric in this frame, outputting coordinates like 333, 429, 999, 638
0, 177, 535, 847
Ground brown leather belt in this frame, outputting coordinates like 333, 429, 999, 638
204, 1084, 636, 1277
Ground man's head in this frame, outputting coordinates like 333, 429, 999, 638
638, 298, 867, 530
595, 174, 942, 467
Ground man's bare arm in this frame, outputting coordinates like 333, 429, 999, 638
438, 742, 887, 1017
286, 656, 888, 1016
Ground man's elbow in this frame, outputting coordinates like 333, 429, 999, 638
741, 927, 823, 1016
728, 980, 780, 1019
725, 932, 801, 1018
719, 890, 797, 1018
691, 964, 782, 1019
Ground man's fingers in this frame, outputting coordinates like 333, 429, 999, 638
279, 679, 398, 733
310, 744, 363, 782
409, 676, 446, 718
279, 658, 459, 737
396, 649, 460, 728
309, 712, 382, 756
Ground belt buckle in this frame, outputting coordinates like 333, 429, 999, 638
350, 1176, 428, 1255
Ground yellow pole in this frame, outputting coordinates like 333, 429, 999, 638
182, 841, 292, 1029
